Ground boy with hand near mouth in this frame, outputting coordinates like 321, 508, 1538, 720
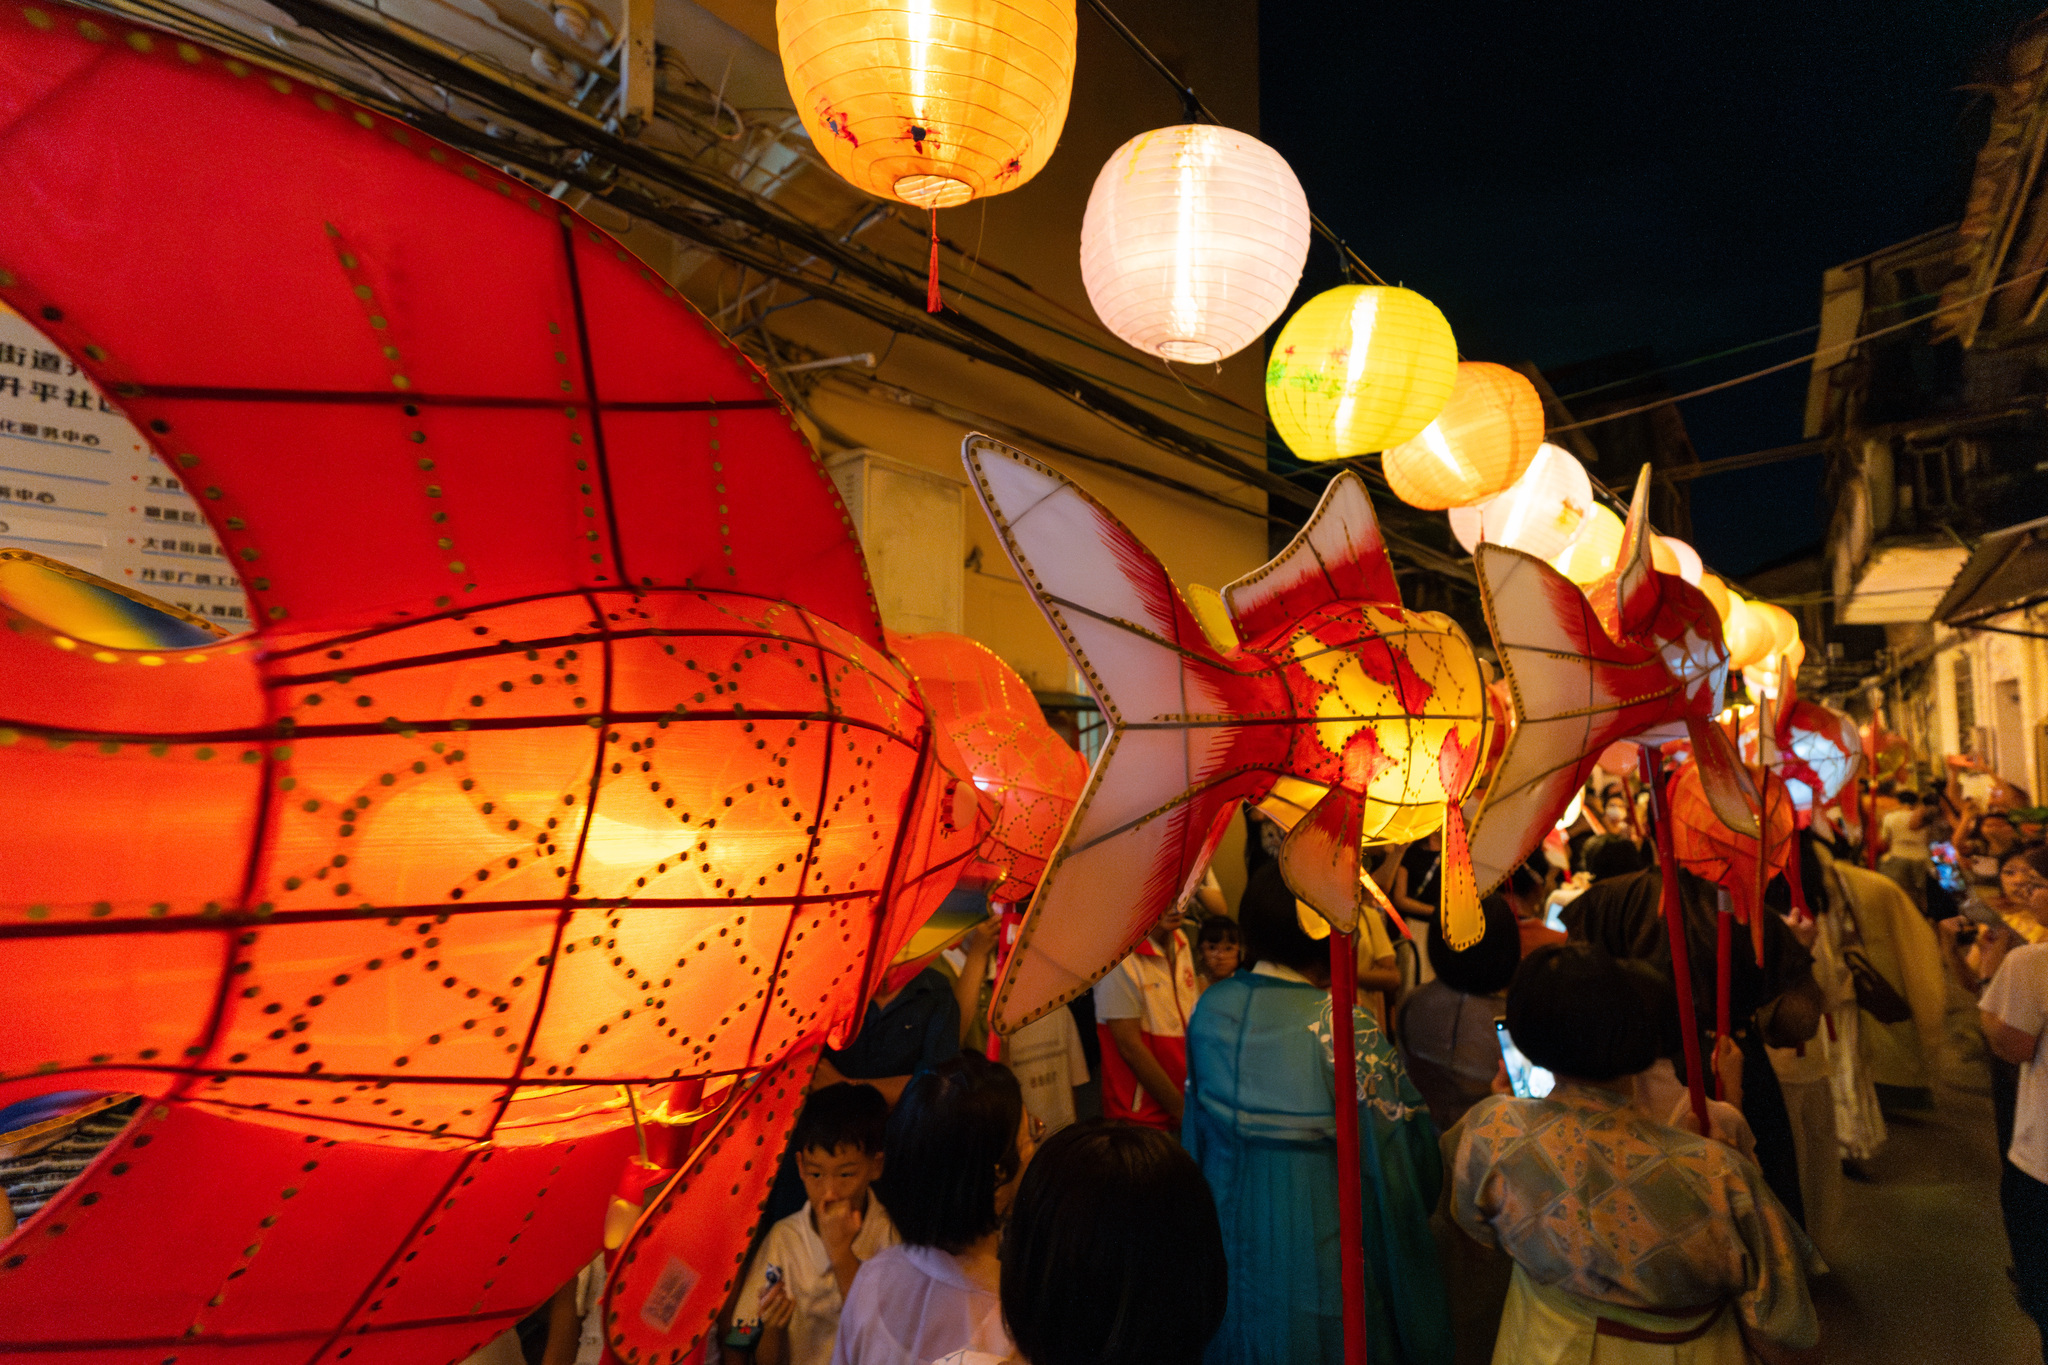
738, 1083, 898, 1365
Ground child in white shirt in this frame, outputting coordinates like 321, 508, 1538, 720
735, 1084, 899, 1365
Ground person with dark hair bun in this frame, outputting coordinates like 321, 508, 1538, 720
1397, 896, 1521, 1128
1453, 944, 1822, 1365
832, 1054, 1037, 1365
930, 1120, 1228, 1365
1184, 861, 1452, 1364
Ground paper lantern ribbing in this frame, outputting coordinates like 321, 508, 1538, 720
0, 11, 983, 1358
1381, 361, 1544, 511
965, 431, 1724, 1031
1447, 442, 1593, 561
1079, 124, 1311, 364
1551, 500, 1625, 584
1266, 285, 1459, 462
776, 0, 1077, 210
892, 631, 1087, 901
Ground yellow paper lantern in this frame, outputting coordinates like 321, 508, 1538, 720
1697, 571, 1732, 622
1753, 600, 1799, 658
1447, 442, 1593, 561
777, 0, 1077, 210
1266, 284, 1459, 462
1656, 535, 1703, 585
1381, 361, 1544, 510
1550, 501, 1625, 584
1080, 124, 1312, 363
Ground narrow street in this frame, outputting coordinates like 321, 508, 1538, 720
1811, 999, 2042, 1363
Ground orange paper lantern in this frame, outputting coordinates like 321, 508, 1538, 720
777, 0, 1077, 209
0, 12, 983, 1359
1381, 361, 1544, 511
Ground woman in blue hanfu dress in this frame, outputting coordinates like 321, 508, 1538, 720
1184, 860, 1455, 1365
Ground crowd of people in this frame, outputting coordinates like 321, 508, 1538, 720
669, 752, 2048, 1365
16, 755, 2027, 1364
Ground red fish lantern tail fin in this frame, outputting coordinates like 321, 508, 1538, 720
1587, 466, 1662, 641
1222, 470, 1404, 633
1464, 544, 1693, 899
962, 436, 1283, 1034
1688, 714, 1763, 839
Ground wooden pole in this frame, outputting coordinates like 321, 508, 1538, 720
1329, 927, 1368, 1365
1639, 748, 1712, 1135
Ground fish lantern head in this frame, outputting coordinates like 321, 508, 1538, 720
1671, 759, 1796, 930
889, 630, 1085, 905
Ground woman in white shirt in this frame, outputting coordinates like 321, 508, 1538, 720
831, 1054, 1037, 1365
931, 1120, 1227, 1365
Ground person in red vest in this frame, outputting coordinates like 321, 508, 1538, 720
1093, 898, 1202, 1128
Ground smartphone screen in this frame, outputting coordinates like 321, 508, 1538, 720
1496, 1020, 1555, 1099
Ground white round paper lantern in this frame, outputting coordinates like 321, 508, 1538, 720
1080, 124, 1311, 364
1447, 442, 1594, 562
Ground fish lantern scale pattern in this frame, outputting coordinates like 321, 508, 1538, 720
0, 9, 978, 1360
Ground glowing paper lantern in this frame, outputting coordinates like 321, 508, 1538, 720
1696, 571, 1733, 622
1381, 362, 1544, 511
892, 631, 1087, 901
1266, 285, 1459, 462
1551, 501, 1625, 584
0, 12, 983, 1357
1722, 596, 1773, 671
1079, 124, 1311, 364
964, 429, 1712, 1024
0, 548, 224, 649
1657, 536, 1704, 585
777, 0, 1077, 210
1448, 442, 1593, 561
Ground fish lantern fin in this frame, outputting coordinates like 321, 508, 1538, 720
1222, 470, 1401, 643
1437, 798, 1484, 950
962, 435, 1283, 1033
1686, 713, 1764, 838
1465, 544, 1689, 896
1185, 582, 1242, 653
1587, 466, 1662, 641
1278, 786, 1366, 934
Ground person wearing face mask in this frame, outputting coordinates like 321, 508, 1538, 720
831, 1054, 1039, 1365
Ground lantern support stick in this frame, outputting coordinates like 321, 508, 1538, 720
1713, 908, 1732, 1101
1329, 926, 1369, 1365
1638, 748, 1711, 1136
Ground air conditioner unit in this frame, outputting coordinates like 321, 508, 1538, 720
825, 448, 965, 636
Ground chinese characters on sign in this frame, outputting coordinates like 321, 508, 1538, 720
0, 306, 253, 631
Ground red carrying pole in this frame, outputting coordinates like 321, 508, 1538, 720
1639, 749, 1712, 1135
1329, 927, 1368, 1365
1713, 909, 1732, 1100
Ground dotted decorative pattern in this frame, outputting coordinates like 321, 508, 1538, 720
889, 631, 1086, 903
603, 1041, 818, 1365
0, 7, 974, 1360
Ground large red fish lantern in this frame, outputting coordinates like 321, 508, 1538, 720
891, 632, 1087, 903
963, 435, 1723, 1032
0, 8, 979, 1360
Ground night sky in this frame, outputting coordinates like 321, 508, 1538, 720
1259, 1, 2042, 577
